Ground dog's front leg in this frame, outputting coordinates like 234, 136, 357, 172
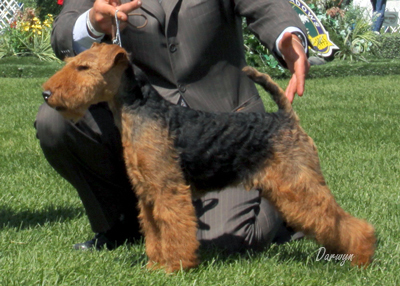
136, 180, 198, 272
154, 182, 199, 272
137, 198, 164, 269
121, 116, 199, 272
133, 156, 199, 272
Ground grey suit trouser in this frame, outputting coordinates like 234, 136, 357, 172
35, 102, 282, 252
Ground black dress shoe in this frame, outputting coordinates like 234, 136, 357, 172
74, 213, 142, 250
73, 225, 141, 251
73, 232, 122, 250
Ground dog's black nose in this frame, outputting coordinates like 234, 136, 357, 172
42, 90, 52, 101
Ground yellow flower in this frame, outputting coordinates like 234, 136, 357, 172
20, 22, 30, 31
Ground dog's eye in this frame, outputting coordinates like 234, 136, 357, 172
77, 65, 89, 71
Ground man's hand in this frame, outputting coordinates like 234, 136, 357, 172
278, 32, 310, 104
89, 0, 142, 36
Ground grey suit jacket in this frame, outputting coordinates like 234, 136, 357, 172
51, 0, 306, 113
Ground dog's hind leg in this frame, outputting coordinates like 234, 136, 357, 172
254, 140, 375, 266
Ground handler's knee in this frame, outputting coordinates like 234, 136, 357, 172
35, 103, 70, 151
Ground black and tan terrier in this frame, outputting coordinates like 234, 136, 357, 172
42, 43, 375, 272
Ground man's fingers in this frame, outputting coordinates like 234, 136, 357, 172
110, 0, 121, 7
92, 0, 117, 21
285, 73, 305, 104
285, 76, 296, 104
117, 0, 142, 21
295, 71, 306, 97
278, 32, 309, 102
297, 81, 305, 97
90, 0, 142, 34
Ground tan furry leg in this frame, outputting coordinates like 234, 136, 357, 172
251, 128, 376, 267
257, 165, 375, 266
155, 185, 199, 272
121, 114, 199, 272
137, 199, 165, 269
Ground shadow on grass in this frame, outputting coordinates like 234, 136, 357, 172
196, 235, 311, 270
0, 204, 84, 230
112, 235, 313, 273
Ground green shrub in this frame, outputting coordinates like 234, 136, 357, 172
18, 0, 37, 8
0, 8, 59, 61
18, 0, 63, 19
373, 34, 400, 59
258, 58, 400, 79
36, 0, 63, 20
0, 57, 64, 78
242, 20, 285, 73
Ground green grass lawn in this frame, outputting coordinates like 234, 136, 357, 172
0, 71, 399, 285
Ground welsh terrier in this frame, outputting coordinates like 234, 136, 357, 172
42, 43, 376, 272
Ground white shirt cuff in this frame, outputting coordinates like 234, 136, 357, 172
72, 9, 104, 54
275, 27, 307, 57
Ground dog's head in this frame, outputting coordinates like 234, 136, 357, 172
42, 43, 129, 122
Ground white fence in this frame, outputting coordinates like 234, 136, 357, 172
0, 0, 24, 30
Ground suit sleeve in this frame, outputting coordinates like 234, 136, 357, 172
51, 0, 95, 59
234, 0, 307, 66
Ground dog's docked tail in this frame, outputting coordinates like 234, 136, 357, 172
242, 66, 296, 119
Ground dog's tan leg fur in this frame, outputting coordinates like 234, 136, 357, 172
121, 113, 199, 272
250, 131, 375, 267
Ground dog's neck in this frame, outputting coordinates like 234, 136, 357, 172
108, 97, 123, 131
108, 64, 142, 131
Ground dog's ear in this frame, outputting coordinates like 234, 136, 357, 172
99, 45, 129, 73
113, 51, 129, 67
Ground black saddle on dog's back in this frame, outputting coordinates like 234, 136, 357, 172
120, 66, 289, 190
